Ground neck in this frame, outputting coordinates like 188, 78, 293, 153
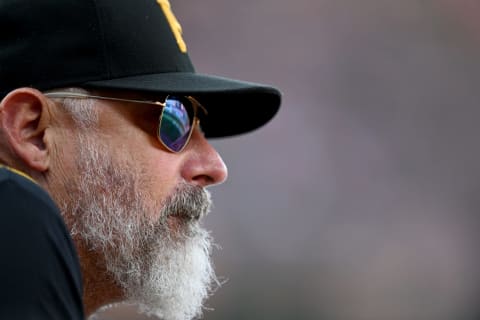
75, 242, 124, 315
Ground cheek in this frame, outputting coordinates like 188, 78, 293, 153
49, 132, 79, 181
133, 150, 182, 205
102, 108, 184, 207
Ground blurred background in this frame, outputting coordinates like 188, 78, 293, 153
98, 0, 480, 319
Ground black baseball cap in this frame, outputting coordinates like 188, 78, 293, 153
0, 0, 281, 138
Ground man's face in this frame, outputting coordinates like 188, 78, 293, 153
52, 94, 228, 320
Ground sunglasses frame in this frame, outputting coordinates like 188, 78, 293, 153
44, 91, 207, 153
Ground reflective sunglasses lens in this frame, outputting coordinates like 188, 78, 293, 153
159, 97, 194, 152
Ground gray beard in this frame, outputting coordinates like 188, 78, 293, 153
61, 135, 218, 320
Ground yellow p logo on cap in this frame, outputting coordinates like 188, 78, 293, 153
156, 0, 187, 53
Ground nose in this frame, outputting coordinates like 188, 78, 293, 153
180, 129, 228, 188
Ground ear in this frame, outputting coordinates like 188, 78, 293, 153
0, 88, 52, 172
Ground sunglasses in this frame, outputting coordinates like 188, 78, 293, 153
44, 91, 206, 153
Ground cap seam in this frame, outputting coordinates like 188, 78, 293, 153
90, 0, 111, 79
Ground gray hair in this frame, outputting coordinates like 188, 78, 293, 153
46, 87, 99, 129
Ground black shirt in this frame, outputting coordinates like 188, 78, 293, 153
0, 166, 84, 319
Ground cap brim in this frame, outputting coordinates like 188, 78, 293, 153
83, 72, 281, 138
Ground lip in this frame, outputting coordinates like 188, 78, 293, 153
170, 209, 201, 221
167, 215, 183, 232
166, 214, 197, 236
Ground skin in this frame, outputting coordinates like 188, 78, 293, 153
0, 87, 228, 316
